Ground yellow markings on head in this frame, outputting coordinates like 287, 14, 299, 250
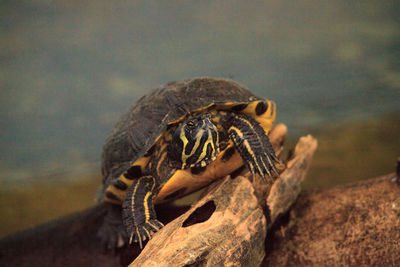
179, 126, 189, 147
181, 129, 208, 166
179, 123, 218, 168
179, 127, 203, 166
192, 129, 207, 161
197, 123, 219, 165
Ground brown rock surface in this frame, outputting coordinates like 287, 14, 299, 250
264, 173, 400, 266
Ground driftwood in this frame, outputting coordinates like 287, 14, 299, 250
1, 125, 398, 266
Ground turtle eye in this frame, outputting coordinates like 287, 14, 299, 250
187, 120, 196, 129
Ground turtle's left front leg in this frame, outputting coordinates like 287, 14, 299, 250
122, 175, 164, 249
224, 113, 280, 182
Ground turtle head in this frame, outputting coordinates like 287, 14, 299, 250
168, 114, 219, 169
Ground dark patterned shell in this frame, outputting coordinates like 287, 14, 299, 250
101, 77, 262, 186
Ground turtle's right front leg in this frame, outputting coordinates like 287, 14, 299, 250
122, 175, 164, 249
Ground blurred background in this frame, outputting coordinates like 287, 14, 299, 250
1, 1, 399, 237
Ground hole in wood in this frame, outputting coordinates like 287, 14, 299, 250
182, 200, 216, 228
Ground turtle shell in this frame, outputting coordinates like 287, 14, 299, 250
100, 77, 263, 192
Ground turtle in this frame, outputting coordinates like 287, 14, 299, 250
97, 77, 280, 250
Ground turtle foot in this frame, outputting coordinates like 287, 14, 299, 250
129, 219, 164, 249
97, 204, 128, 251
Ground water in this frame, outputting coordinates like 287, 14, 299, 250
1, 1, 399, 182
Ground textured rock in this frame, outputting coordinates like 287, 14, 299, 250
264, 173, 400, 266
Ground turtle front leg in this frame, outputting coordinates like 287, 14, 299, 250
225, 113, 280, 182
122, 175, 164, 249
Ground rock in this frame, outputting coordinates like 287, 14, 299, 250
264, 173, 400, 266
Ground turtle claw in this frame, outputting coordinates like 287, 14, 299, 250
254, 151, 279, 183
129, 219, 165, 249
122, 176, 164, 249
238, 140, 279, 183
226, 113, 280, 184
